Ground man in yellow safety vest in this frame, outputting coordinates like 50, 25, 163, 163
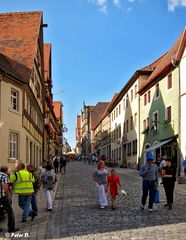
10, 163, 35, 222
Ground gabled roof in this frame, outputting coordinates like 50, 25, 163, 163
139, 26, 186, 94
91, 102, 110, 130
44, 43, 51, 81
108, 59, 162, 112
0, 11, 43, 82
53, 101, 63, 120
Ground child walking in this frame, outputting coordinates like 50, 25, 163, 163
108, 168, 123, 210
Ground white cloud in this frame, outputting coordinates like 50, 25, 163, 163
113, 0, 121, 8
168, 0, 186, 12
88, 0, 108, 13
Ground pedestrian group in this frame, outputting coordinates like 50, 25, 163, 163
0, 153, 68, 233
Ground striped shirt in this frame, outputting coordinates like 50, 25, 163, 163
0, 172, 9, 198
140, 163, 158, 181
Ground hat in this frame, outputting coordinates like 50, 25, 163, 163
146, 153, 154, 160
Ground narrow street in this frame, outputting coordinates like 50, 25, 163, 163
0, 161, 186, 239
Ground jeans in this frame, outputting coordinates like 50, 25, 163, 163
0, 196, 15, 230
141, 180, 156, 209
18, 195, 32, 221
31, 193, 38, 214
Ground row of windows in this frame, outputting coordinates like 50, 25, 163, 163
111, 84, 138, 122
9, 132, 41, 167
111, 140, 137, 161
123, 113, 137, 134
144, 74, 172, 106
143, 106, 172, 131
25, 95, 43, 131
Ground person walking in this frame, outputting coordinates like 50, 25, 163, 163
10, 163, 35, 222
0, 166, 19, 233
108, 168, 123, 210
162, 157, 176, 209
93, 160, 108, 209
140, 153, 158, 213
53, 156, 59, 173
60, 154, 67, 173
182, 157, 186, 177
26, 165, 41, 220
41, 165, 57, 211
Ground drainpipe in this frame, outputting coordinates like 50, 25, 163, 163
178, 63, 181, 177
138, 82, 141, 170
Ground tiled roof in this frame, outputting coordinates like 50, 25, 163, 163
53, 101, 62, 120
44, 43, 51, 81
0, 11, 42, 82
139, 26, 186, 93
91, 102, 110, 130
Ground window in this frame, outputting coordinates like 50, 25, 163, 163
116, 107, 118, 117
119, 126, 121, 138
123, 99, 125, 110
148, 91, 151, 103
126, 95, 129, 108
144, 94, 147, 106
131, 89, 133, 102
153, 112, 158, 130
166, 106, 172, 122
123, 122, 126, 134
119, 104, 121, 115
143, 119, 146, 130
126, 120, 129, 133
11, 89, 19, 111
132, 140, 137, 155
155, 84, 160, 99
167, 73, 172, 90
134, 113, 137, 127
9, 132, 18, 159
127, 143, 131, 156
130, 116, 133, 130
135, 85, 137, 98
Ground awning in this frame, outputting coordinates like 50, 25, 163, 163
144, 139, 173, 152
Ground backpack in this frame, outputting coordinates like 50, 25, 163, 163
44, 172, 54, 190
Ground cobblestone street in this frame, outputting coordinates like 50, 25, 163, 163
0, 161, 186, 239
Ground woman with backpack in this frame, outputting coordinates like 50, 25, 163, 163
41, 165, 57, 211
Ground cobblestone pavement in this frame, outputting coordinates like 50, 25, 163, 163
0, 162, 186, 240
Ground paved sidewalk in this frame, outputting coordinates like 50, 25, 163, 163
0, 162, 186, 239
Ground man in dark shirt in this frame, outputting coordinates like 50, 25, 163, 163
140, 153, 158, 213
0, 166, 19, 232
162, 157, 176, 209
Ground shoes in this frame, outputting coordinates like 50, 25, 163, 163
140, 204, 144, 210
111, 206, 116, 210
47, 209, 52, 211
22, 219, 27, 223
8, 228, 20, 233
164, 203, 169, 207
169, 204, 172, 209
100, 206, 105, 209
148, 209, 153, 213
31, 212, 37, 221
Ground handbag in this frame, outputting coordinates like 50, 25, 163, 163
154, 188, 160, 203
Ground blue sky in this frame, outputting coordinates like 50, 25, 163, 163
1, 0, 186, 148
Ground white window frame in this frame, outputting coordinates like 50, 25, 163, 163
154, 84, 160, 100
165, 105, 172, 122
11, 88, 19, 112
167, 73, 173, 91
9, 131, 19, 159
152, 111, 159, 130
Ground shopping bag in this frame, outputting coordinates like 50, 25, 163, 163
154, 189, 160, 203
